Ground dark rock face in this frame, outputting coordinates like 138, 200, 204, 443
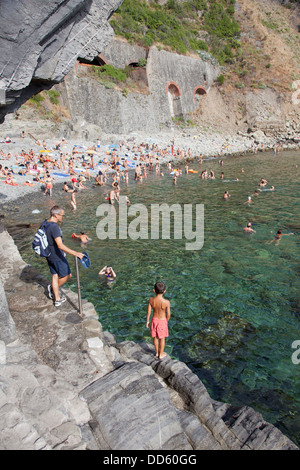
0, 0, 123, 122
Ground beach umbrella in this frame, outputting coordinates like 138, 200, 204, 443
85, 149, 98, 154
39, 149, 51, 153
108, 144, 119, 149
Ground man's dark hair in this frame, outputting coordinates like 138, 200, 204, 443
154, 282, 166, 294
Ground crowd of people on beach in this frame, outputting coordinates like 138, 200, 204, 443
0, 131, 294, 241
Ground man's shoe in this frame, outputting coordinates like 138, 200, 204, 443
54, 296, 66, 307
47, 284, 54, 300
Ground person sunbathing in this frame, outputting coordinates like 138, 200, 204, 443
5, 172, 17, 185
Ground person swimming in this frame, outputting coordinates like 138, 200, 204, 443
243, 222, 256, 233
223, 190, 231, 199
268, 229, 294, 245
98, 265, 117, 284
72, 231, 91, 244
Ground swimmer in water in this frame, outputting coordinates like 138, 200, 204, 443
258, 178, 267, 187
258, 185, 275, 192
223, 190, 231, 199
98, 265, 117, 285
243, 222, 256, 233
268, 229, 294, 245
72, 232, 91, 244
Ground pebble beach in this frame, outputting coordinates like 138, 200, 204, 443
0, 126, 298, 206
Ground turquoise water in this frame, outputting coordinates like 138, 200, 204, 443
6, 149, 300, 446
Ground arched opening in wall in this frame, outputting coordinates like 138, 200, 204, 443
128, 62, 148, 88
128, 62, 139, 68
194, 86, 206, 103
166, 82, 183, 119
77, 55, 107, 67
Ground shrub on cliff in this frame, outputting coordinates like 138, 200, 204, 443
110, 0, 241, 63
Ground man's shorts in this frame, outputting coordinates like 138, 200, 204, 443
150, 317, 169, 339
47, 257, 71, 278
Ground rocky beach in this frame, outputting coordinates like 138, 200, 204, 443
1, 119, 299, 206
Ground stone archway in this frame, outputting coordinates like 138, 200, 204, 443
77, 54, 107, 66
193, 85, 206, 103
166, 81, 183, 119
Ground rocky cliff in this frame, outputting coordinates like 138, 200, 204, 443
1, 0, 299, 139
0, 224, 298, 450
0, 0, 123, 122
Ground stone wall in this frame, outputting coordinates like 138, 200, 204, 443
102, 37, 147, 69
60, 69, 159, 135
146, 46, 219, 123
59, 41, 220, 135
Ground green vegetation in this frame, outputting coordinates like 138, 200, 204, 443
94, 64, 128, 82
110, 0, 241, 64
89, 64, 137, 95
48, 89, 60, 105
28, 93, 45, 107
25, 88, 70, 122
91, 64, 129, 89
234, 81, 244, 89
217, 74, 225, 85
138, 58, 147, 67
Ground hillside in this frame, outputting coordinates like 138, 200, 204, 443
189, 0, 300, 131
226, 0, 299, 92
8, 0, 300, 137
109, 0, 299, 93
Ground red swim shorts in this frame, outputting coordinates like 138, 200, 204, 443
150, 317, 168, 339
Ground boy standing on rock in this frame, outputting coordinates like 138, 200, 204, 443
146, 282, 171, 360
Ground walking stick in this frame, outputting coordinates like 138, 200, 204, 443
75, 256, 83, 317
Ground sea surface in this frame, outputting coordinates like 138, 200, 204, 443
4, 149, 300, 446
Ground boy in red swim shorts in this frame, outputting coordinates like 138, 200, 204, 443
146, 282, 171, 360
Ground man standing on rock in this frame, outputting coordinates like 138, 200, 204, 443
45, 205, 84, 307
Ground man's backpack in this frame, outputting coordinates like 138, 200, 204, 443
32, 220, 51, 257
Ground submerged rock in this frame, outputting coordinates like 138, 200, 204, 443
188, 311, 256, 365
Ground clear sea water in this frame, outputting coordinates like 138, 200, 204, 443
5, 149, 300, 446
